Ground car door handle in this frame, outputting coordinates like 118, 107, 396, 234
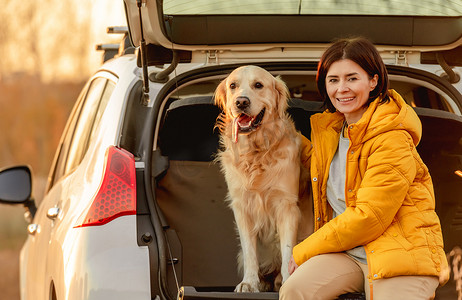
47, 207, 60, 220
27, 224, 39, 235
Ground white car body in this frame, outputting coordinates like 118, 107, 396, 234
19, 59, 152, 300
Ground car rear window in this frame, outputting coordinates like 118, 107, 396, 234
164, 0, 462, 16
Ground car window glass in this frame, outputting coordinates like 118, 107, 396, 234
163, 0, 462, 16
50, 82, 91, 187
63, 78, 107, 174
89, 80, 115, 141
48, 77, 116, 190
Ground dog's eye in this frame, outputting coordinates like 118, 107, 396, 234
255, 82, 263, 89
230, 83, 236, 89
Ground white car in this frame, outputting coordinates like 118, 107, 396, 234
0, 1, 461, 299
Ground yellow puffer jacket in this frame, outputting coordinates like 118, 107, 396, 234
294, 90, 449, 283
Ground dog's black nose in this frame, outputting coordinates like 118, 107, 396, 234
236, 97, 250, 109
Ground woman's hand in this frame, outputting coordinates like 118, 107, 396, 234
288, 255, 299, 275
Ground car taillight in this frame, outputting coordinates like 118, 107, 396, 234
75, 146, 136, 228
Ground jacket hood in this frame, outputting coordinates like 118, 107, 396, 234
359, 89, 422, 146
311, 89, 422, 146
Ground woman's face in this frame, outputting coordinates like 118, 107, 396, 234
326, 59, 378, 124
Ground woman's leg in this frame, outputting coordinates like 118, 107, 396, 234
357, 260, 371, 299
357, 260, 439, 300
372, 275, 439, 300
279, 253, 364, 300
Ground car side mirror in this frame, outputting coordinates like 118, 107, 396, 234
0, 166, 36, 218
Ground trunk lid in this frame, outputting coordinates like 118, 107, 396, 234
124, 0, 462, 59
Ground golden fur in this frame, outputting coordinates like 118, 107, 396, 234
214, 65, 311, 292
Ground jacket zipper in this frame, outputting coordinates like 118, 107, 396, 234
346, 124, 374, 299
364, 245, 374, 300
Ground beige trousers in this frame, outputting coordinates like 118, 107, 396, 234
279, 253, 439, 300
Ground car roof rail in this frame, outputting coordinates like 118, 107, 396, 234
96, 26, 136, 63
107, 26, 129, 34
96, 43, 120, 63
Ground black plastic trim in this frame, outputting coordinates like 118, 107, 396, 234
179, 286, 278, 300
421, 46, 462, 66
387, 64, 462, 111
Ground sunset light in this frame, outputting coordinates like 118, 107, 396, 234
1, 1, 461, 299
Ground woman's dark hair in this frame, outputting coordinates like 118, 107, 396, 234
316, 37, 390, 112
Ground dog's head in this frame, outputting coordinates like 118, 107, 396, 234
214, 66, 290, 142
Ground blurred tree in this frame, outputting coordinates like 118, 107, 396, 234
0, 2, 15, 79
0, 0, 94, 82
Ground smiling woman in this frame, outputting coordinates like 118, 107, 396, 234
280, 36, 448, 300
325, 59, 379, 124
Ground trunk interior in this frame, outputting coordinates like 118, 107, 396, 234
148, 69, 462, 299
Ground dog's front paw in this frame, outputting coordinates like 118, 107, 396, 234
235, 281, 260, 292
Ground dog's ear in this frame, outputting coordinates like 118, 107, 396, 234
274, 75, 290, 118
214, 78, 227, 112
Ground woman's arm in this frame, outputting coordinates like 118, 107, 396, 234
293, 130, 417, 266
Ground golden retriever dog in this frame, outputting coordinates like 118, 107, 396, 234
214, 65, 311, 292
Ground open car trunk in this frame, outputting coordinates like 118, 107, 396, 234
121, 0, 462, 298
139, 64, 462, 300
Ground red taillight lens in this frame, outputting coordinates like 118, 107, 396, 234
75, 146, 136, 228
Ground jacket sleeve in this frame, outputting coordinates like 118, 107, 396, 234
293, 131, 417, 266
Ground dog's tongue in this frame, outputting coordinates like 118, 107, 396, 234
237, 114, 253, 127
233, 114, 253, 143
233, 118, 239, 143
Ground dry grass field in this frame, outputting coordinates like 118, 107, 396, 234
0, 248, 21, 300
0, 206, 28, 300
